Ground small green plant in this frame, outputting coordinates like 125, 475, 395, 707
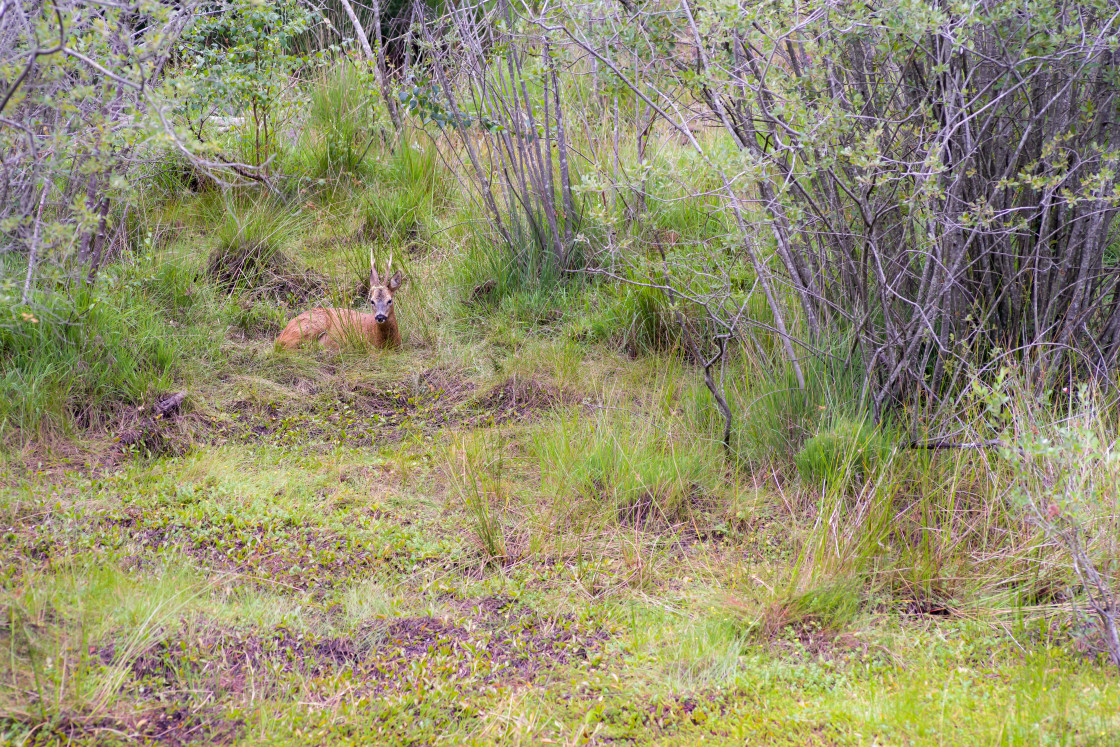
445, 432, 509, 564
795, 418, 892, 487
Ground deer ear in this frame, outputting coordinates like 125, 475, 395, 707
388, 269, 406, 292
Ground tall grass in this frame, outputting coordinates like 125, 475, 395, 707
689, 341, 868, 472
574, 282, 683, 355
751, 369, 1120, 659
0, 259, 199, 439
530, 407, 723, 535
386, 136, 446, 204
444, 431, 510, 564
300, 64, 384, 180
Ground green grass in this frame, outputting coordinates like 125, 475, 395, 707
2, 442, 1118, 745
0, 256, 206, 439
530, 406, 723, 535
299, 64, 384, 180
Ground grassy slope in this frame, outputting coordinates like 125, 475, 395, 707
2, 141, 1119, 746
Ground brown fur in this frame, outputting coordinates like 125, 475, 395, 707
275, 257, 405, 351
274, 308, 399, 350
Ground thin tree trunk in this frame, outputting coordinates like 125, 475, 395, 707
21, 183, 48, 303
338, 0, 400, 132
549, 50, 574, 249
368, 0, 400, 132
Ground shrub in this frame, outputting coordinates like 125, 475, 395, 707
179, 0, 318, 169
978, 376, 1120, 668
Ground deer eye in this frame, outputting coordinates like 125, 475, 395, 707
387, 299, 392, 305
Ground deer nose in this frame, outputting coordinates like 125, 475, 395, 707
375, 314, 388, 323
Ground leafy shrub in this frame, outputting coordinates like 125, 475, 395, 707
977, 375, 1120, 667
795, 418, 892, 487
179, 0, 320, 168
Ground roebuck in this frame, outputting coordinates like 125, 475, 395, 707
275, 253, 406, 350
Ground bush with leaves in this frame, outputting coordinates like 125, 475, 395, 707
974, 376, 1120, 668
1, 0, 198, 287
554, 0, 1120, 420
179, 0, 326, 170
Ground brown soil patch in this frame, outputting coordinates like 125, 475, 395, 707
112, 611, 609, 701
470, 376, 581, 425
755, 608, 887, 665
900, 592, 956, 617
6, 368, 573, 477
418, 365, 478, 404
2, 393, 198, 481
450, 593, 529, 619
468, 279, 497, 306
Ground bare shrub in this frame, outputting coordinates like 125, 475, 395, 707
552, 0, 1120, 417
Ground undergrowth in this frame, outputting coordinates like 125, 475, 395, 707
2, 56, 1119, 747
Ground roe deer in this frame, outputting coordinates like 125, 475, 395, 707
275, 252, 406, 350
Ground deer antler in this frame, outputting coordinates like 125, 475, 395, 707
370, 248, 375, 273
386, 251, 393, 278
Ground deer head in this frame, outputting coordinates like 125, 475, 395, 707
369, 250, 405, 324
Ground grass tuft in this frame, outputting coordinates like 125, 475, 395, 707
0, 265, 194, 439
206, 198, 325, 303
795, 417, 893, 489
301, 64, 384, 180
